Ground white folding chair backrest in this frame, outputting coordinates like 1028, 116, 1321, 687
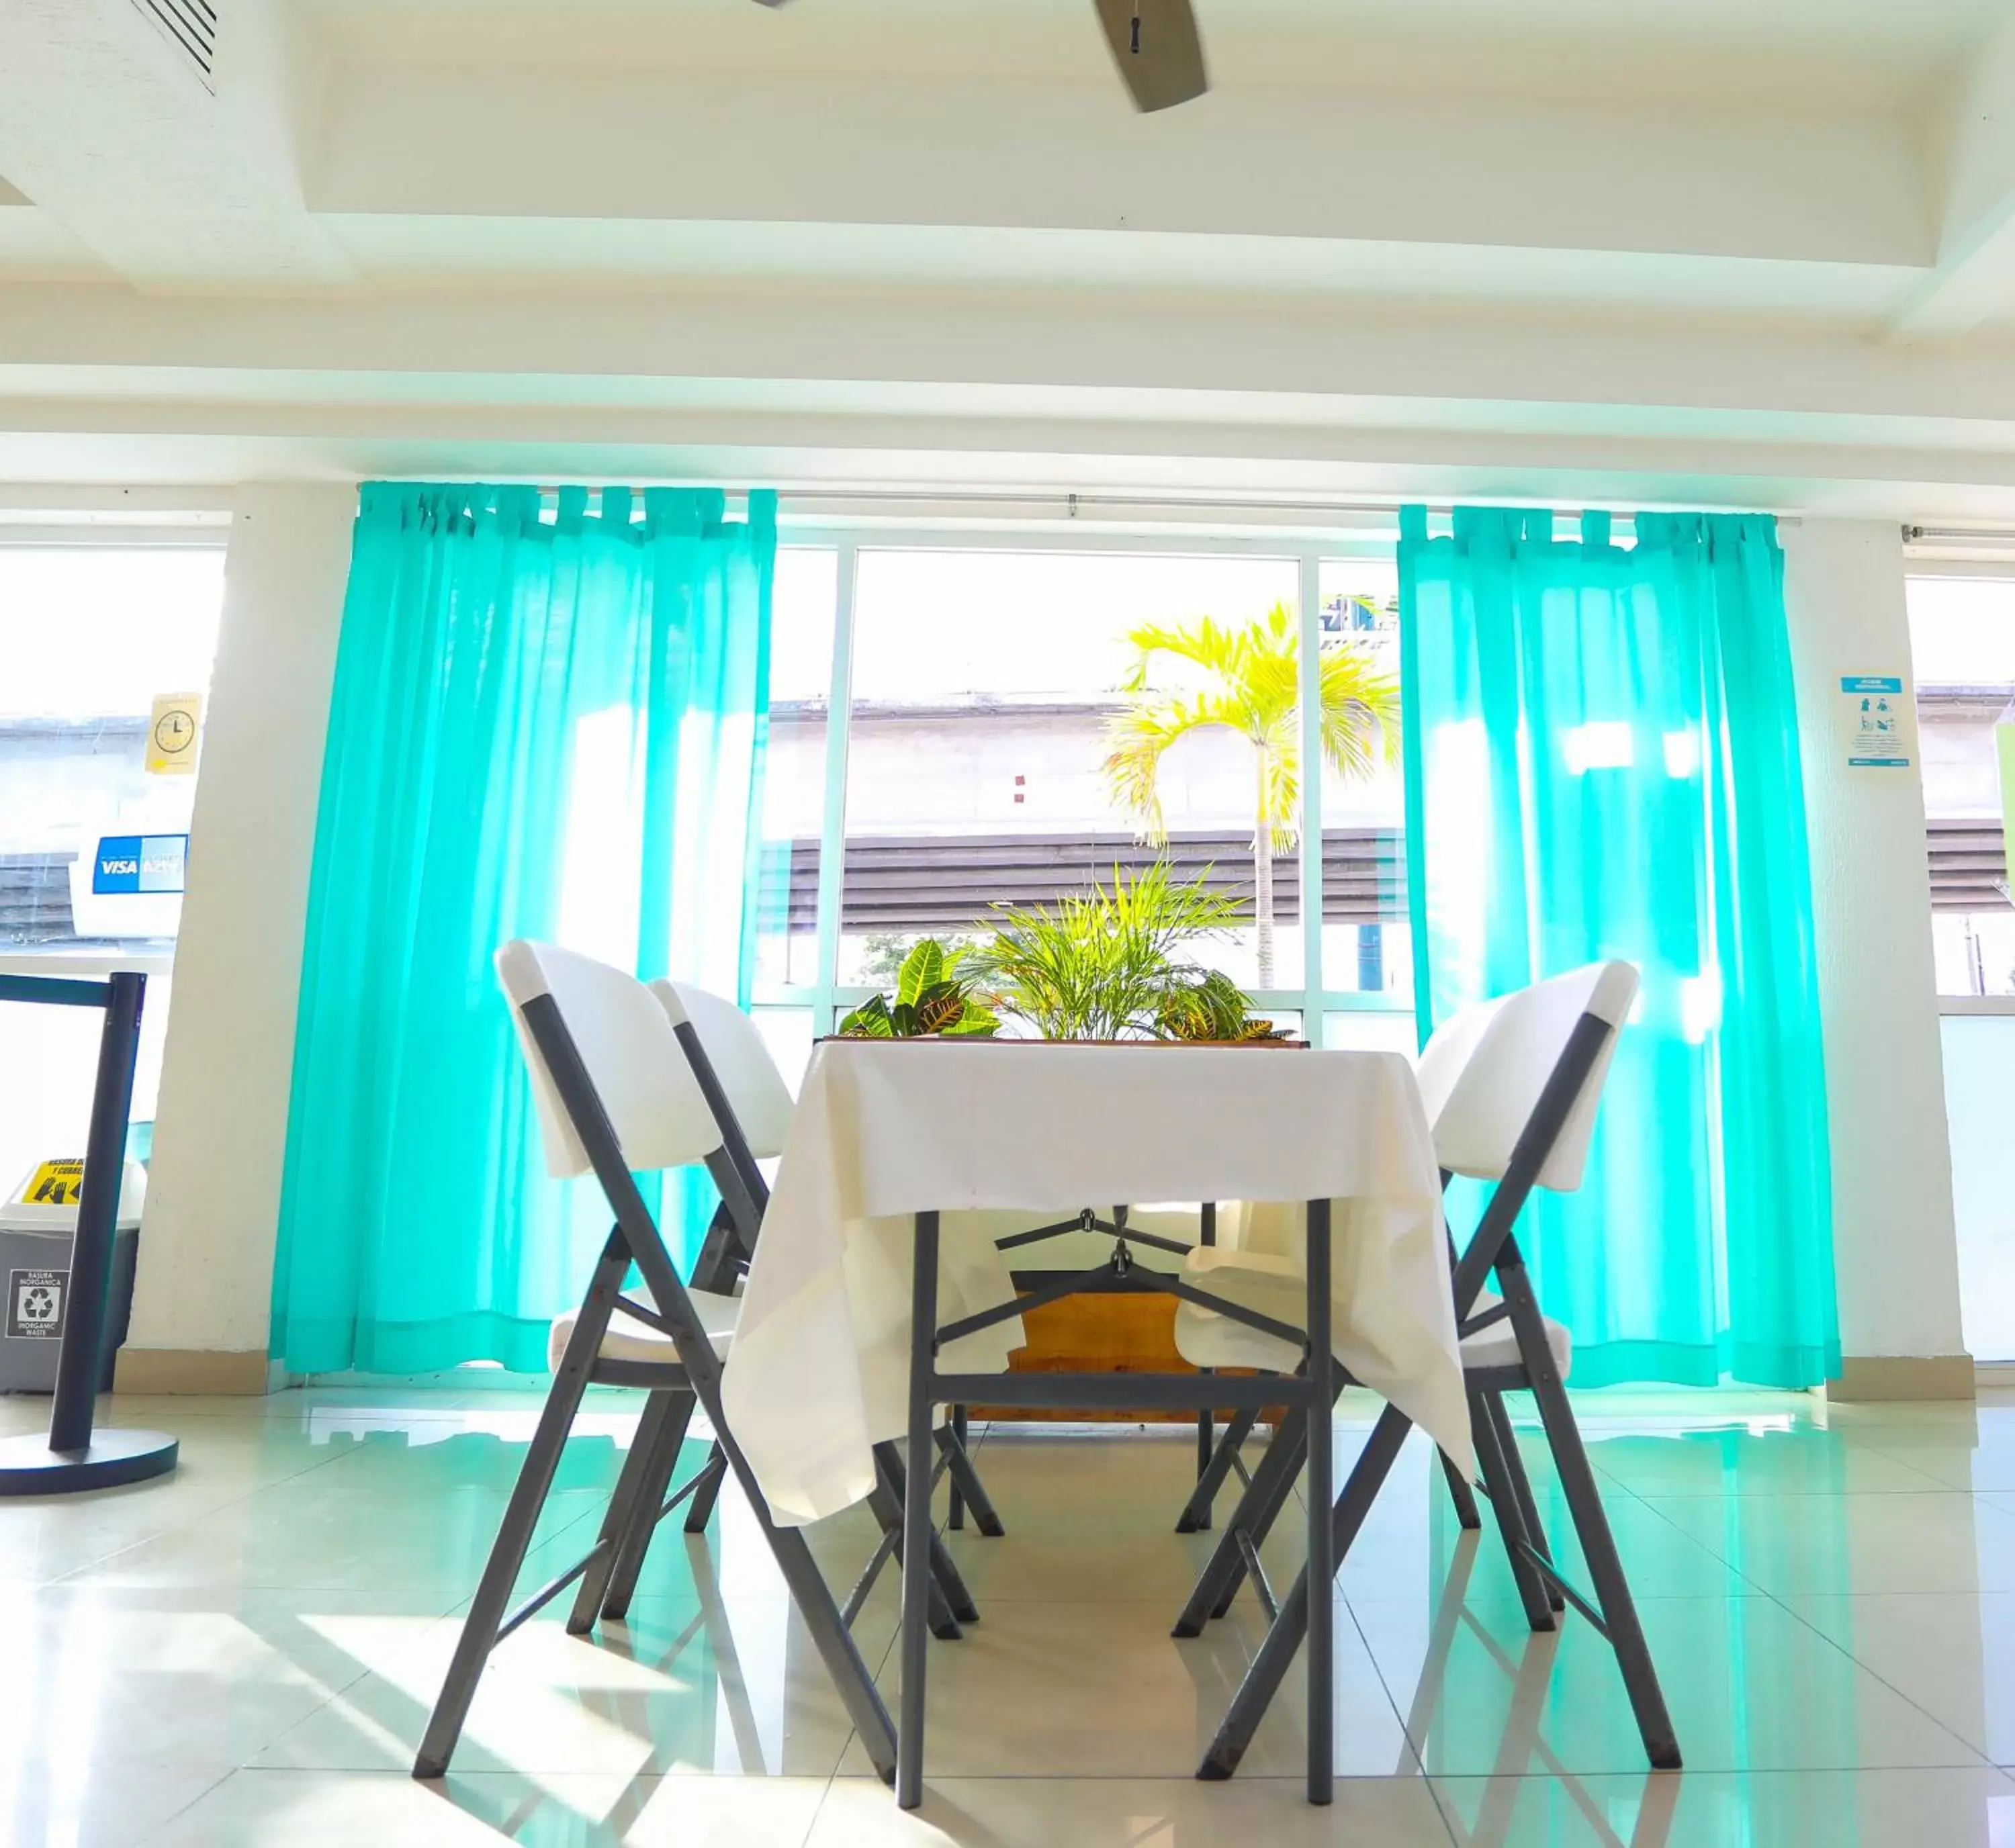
651, 980, 797, 1160
1417, 960, 1638, 1193
495, 940, 725, 1179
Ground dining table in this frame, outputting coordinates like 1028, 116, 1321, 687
717, 1035, 1471, 1808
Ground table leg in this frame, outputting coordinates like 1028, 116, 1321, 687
897, 1209, 940, 1811
1304, 1197, 1334, 1805
1196, 1200, 1218, 1527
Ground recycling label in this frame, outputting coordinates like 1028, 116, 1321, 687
7, 1269, 64, 1340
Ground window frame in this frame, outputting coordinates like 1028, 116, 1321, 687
758, 525, 1413, 1045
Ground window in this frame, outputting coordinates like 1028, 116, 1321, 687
752, 548, 838, 991
753, 532, 1414, 1047
842, 547, 1304, 992
1317, 559, 1408, 1001
1907, 575, 2015, 997
0, 547, 224, 953
1910, 573, 2015, 1362
0, 543, 227, 1194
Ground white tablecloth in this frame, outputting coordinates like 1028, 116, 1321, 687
719, 1040, 1470, 1527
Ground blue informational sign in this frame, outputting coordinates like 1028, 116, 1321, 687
92, 834, 188, 895
1840, 675, 1911, 769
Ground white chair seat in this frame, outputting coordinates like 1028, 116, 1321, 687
1458, 1291, 1572, 1376
547, 1287, 740, 1375
1173, 1249, 1572, 1381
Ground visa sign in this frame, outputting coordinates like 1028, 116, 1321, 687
93, 834, 188, 895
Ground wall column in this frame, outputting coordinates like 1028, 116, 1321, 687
1780, 520, 1971, 1399
117, 483, 355, 1393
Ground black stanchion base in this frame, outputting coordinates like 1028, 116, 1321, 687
0, 1428, 178, 1496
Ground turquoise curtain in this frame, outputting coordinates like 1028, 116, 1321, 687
271, 483, 775, 1375
1400, 506, 1838, 1388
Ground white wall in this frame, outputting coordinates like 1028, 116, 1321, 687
1781, 521, 1968, 1363
123, 484, 355, 1366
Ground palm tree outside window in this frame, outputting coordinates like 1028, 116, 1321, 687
1102, 601, 1398, 990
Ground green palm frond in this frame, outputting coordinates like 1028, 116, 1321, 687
1102, 689, 1255, 843
1317, 643, 1401, 778
1104, 601, 1388, 846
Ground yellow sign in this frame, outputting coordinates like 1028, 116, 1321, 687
146, 692, 203, 774
21, 1159, 84, 1207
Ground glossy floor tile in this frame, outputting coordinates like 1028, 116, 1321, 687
12, 1384, 2015, 1844
807, 1773, 1458, 1846
1429, 1767, 2015, 1848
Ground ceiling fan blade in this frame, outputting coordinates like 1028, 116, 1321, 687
1093, 0, 1208, 112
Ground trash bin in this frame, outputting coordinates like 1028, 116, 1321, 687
0, 1160, 144, 1393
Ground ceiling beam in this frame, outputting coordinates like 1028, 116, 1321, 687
1, 280, 2013, 430
0, 0, 353, 289
314, 62, 1933, 275
1892, 15, 2015, 340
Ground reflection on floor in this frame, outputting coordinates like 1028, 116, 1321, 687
7, 1384, 2015, 1844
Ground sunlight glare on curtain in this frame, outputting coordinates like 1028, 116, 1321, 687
1400, 506, 1838, 1389
270, 483, 776, 1376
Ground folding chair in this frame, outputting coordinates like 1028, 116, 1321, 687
412, 941, 899, 1783
570, 978, 1001, 1638
1164, 961, 1683, 1779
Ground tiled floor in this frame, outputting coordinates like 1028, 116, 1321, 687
9, 1386, 2015, 1845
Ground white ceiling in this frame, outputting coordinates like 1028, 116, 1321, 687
302, 0, 1991, 104
3, 0, 2015, 515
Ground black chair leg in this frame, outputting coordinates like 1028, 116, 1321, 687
597, 1388, 698, 1622
868, 1451, 963, 1640
1498, 1254, 1681, 1771
1484, 1388, 1564, 1612
567, 1387, 685, 1634
946, 1405, 968, 1530
935, 1421, 1004, 1538
879, 1440, 981, 1627
416, 1234, 627, 1779
1470, 1387, 1556, 1634
1195, 1405, 1215, 1529
1210, 1412, 1306, 1622
1172, 1409, 1306, 1636
683, 1440, 729, 1533
1199, 1402, 1412, 1780
1439, 1444, 1484, 1530
1177, 1406, 1256, 1535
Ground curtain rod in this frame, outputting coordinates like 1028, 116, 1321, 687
1904, 524, 2015, 544
528, 486, 1803, 526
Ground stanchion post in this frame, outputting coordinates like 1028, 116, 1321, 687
0, 966, 177, 1495
48, 969, 144, 1454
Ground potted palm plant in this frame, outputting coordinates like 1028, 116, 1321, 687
976, 861, 1290, 1043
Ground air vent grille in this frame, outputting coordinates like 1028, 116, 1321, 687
131, 0, 216, 89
